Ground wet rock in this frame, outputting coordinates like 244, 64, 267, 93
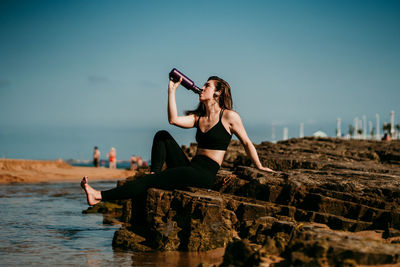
111, 186, 288, 252
285, 223, 400, 266
82, 202, 123, 215
107, 138, 400, 265
116, 188, 237, 251
217, 222, 400, 267
112, 228, 152, 252
219, 239, 261, 267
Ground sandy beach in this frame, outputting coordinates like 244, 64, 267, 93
0, 159, 134, 183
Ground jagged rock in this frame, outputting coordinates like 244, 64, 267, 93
112, 228, 152, 252
218, 222, 400, 267
82, 202, 123, 215
219, 239, 262, 267
214, 139, 400, 233
285, 223, 400, 266
115, 188, 242, 251
96, 137, 400, 265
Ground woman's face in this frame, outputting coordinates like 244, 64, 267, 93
199, 80, 217, 102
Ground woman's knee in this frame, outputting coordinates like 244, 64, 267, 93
153, 130, 173, 142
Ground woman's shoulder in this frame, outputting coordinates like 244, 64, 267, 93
223, 109, 241, 122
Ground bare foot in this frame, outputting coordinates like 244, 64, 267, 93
80, 176, 102, 206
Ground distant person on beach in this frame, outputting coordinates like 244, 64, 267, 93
382, 133, 392, 141
130, 155, 138, 170
81, 75, 276, 206
107, 147, 117, 169
130, 155, 145, 170
137, 156, 144, 168
93, 146, 100, 167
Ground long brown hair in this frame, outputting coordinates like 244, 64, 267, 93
185, 76, 233, 117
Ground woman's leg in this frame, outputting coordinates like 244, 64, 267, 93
82, 156, 219, 205
82, 130, 194, 205
150, 130, 190, 173
81, 176, 102, 206
100, 166, 213, 201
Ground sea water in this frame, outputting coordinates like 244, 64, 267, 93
0, 181, 224, 267
0, 123, 334, 162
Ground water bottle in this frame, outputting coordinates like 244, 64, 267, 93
169, 68, 203, 94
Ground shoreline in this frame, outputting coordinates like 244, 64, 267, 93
0, 158, 134, 184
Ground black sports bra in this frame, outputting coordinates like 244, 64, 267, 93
195, 109, 232, 151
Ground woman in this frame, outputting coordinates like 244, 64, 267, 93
107, 147, 116, 169
93, 146, 100, 167
81, 75, 275, 206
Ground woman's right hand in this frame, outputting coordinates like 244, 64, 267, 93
258, 166, 278, 174
168, 77, 182, 93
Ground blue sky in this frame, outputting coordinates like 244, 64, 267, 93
0, 0, 399, 160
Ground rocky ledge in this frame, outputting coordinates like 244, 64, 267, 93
86, 137, 400, 266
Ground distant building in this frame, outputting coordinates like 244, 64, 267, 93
313, 130, 328, 138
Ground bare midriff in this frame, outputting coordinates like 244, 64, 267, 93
196, 148, 226, 166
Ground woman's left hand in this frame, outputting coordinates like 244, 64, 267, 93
258, 166, 277, 173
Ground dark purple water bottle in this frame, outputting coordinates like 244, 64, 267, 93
169, 68, 203, 94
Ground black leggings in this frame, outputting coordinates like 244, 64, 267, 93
101, 130, 220, 201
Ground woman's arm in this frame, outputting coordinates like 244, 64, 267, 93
228, 111, 276, 173
168, 78, 197, 128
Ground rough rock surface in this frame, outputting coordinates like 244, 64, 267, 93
86, 137, 400, 266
